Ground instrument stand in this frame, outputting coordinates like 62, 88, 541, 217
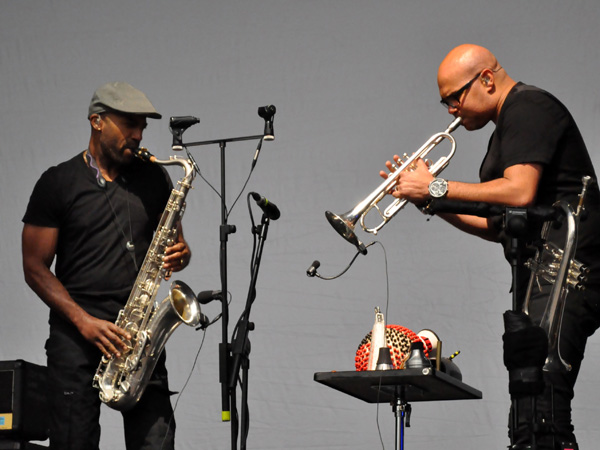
314, 369, 481, 449
392, 390, 412, 450
503, 207, 535, 449
427, 200, 567, 450
503, 207, 554, 450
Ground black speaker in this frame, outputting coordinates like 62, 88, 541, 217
0, 360, 49, 441
0, 441, 48, 449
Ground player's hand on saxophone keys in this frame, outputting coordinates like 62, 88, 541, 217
162, 240, 191, 279
77, 313, 132, 360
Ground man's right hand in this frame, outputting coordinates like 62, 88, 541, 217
77, 314, 132, 360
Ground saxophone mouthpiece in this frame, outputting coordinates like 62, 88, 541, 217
136, 147, 156, 163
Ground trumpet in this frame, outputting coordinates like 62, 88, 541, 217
325, 117, 461, 253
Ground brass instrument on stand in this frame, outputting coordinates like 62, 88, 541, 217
523, 176, 593, 371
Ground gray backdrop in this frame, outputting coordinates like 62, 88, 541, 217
2, 1, 599, 449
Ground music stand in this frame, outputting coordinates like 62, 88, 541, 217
314, 368, 482, 449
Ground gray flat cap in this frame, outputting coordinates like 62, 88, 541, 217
88, 82, 161, 119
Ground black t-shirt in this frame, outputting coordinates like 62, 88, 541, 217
23, 151, 173, 320
480, 83, 600, 286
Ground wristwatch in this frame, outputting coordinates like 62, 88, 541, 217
428, 178, 448, 198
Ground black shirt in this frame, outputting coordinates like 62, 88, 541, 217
23, 151, 172, 320
480, 83, 600, 286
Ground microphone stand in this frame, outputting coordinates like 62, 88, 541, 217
228, 213, 271, 450
176, 105, 275, 449
180, 132, 267, 450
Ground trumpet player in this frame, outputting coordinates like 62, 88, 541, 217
382, 44, 600, 450
21, 82, 191, 450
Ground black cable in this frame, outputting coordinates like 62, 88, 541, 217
161, 327, 207, 450
372, 241, 391, 450
183, 138, 259, 220
308, 241, 378, 280
184, 145, 222, 200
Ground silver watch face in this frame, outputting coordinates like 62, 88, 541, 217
429, 178, 448, 198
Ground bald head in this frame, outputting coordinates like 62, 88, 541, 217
438, 44, 516, 128
439, 45, 497, 84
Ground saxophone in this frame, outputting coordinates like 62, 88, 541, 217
93, 148, 203, 411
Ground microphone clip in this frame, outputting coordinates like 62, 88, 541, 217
169, 116, 200, 150
257, 105, 276, 141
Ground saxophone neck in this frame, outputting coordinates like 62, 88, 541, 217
136, 148, 195, 184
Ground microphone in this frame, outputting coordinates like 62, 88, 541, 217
306, 260, 320, 277
250, 192, 281, 220
196, 290, 222, 305
258, 105, 276, 141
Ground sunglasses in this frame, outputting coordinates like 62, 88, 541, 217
439, 72, 482, 109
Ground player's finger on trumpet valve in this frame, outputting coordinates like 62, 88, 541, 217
398, 153, 410, 165
380, 157, 397, 180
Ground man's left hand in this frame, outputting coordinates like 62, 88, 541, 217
163, 240, 191, 274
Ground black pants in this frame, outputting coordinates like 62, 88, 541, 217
510, 283, 600, 449
45, 320, 176, 450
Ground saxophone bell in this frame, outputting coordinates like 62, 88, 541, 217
94, 281, 203, 411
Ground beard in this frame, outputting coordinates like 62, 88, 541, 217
102, 140, 139, 167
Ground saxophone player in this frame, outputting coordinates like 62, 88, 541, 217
22, 82, 190, 450
382, 45, 600, 450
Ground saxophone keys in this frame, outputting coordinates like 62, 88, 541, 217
120, 380, 131, 393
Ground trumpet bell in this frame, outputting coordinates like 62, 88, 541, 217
325, 210, 367, 254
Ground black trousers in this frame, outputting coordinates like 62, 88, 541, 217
45, 320, 176, 450
510, 282, 600, 449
